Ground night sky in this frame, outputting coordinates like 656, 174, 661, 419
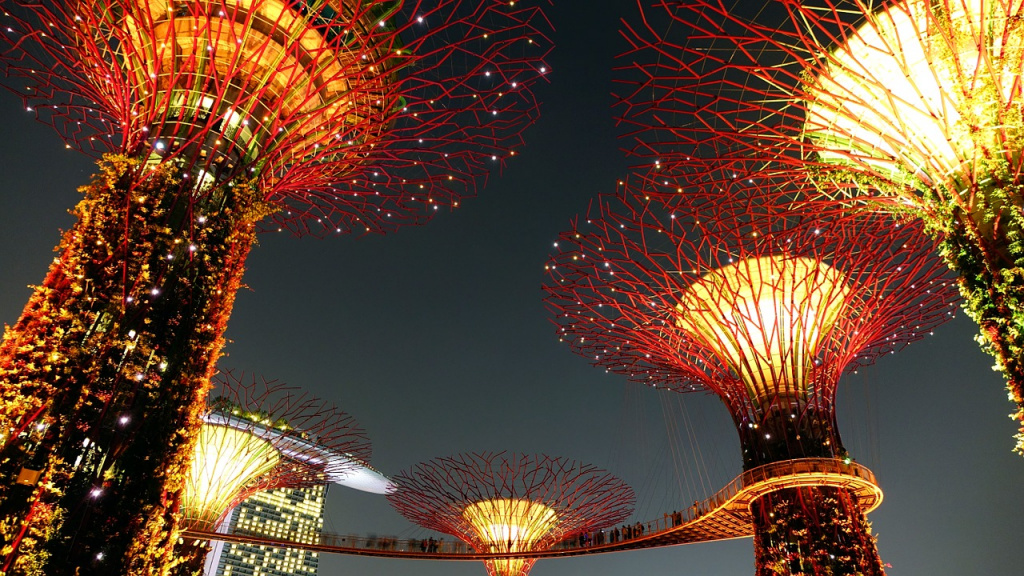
0, 2, 1021, 575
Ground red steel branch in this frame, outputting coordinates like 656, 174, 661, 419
613, 0, 1024, 452
0, 2, 551, 573
388, 452, 634, 576
544, 186, 957, 575
2, 0, 554, 235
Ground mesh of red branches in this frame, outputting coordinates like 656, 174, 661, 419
0, 0, 553, 235
614, 0, 1022, 215
543, 180, 958, 418
387, 451, 635, 552
183, 370, 371, 527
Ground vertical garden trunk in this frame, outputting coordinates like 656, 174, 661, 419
750, 486, 884, 576
739, 404, 884, 576
939, 206, 1024, 453
0, 156, 265, 575
167, 539, 211, 576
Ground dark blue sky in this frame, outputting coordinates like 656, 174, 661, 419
0, 2, 1020, 575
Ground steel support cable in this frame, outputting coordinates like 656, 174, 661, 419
672, 392, 713, 500
658, 388, 692, 503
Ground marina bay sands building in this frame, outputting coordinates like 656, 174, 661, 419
204, 451, 392, 576
206, 486, 328, 576
177, 375, 395, 576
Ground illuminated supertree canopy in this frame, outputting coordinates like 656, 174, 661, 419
543, 186, 957, 575
3, 0, 552, 232
182, 372, 372, 530
175, 372, 373, 572
387, 451, 634, 576
0, 1, 551, 573
615, 0, 1024, 452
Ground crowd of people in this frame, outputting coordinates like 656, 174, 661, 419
319, 507, 700, 553
571, 508, 688, 548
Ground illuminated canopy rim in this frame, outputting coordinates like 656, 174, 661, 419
205, 372, 374, 478
178, 372, 397, 530
462, 498, 558, 552
178, 373, 388, 529
101, 0, 397, 180
542, 189, 959, 404
182, 424, 281, 529
1, 0, 553, 235
387, 452, 635, 557
201, 410, 391, 491
676, 255, 852, 403
803, 0, 1024, 194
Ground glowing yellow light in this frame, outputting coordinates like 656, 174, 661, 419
676, 256, 851, 405
804, 0, 1019, 192
462, 498, 557, 576
181, 424, 280, 530
118, 0, 394, 166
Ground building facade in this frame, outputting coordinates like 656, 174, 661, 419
206, 485, 328, 576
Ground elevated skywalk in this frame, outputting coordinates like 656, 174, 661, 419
182, 458, 881, 559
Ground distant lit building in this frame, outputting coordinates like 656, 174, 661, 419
205, 485, 328, 576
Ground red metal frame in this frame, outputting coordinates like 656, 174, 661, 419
387, 452, 634, 575
544, 187, 956, 424
197, 371, 372, 515
543, 186, 957, 575
1, 0, 553, 236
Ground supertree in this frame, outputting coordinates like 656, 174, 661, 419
615, 0, 1024, 451
0, 1, 551, 573
386, 451, 635, 576
174, 371, 375, 574
543, 184, 958, 575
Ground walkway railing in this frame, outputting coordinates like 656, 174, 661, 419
181, 458, 881, 560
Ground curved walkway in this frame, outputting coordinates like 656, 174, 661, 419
181, 458, 882, 560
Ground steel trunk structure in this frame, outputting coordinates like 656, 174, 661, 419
543, 188, 956, 575
0, 1, 551, 573
386, 451, 635, 576
616, 0, 1024, 453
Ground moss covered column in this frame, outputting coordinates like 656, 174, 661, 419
0, 156, 270, 575
936, 189, 1024, 453
750, 486, 883, 576
737, 403, 884, 576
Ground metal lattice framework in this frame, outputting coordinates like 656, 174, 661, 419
543, 187, 956, 575
2, 0, 553, 235
544, 189, 956, 422
0, 2, 550, 572
614, 0, 1024, 452
174, 371, 371, 573
183, 372, 371, 531
387, 451, 635, 576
